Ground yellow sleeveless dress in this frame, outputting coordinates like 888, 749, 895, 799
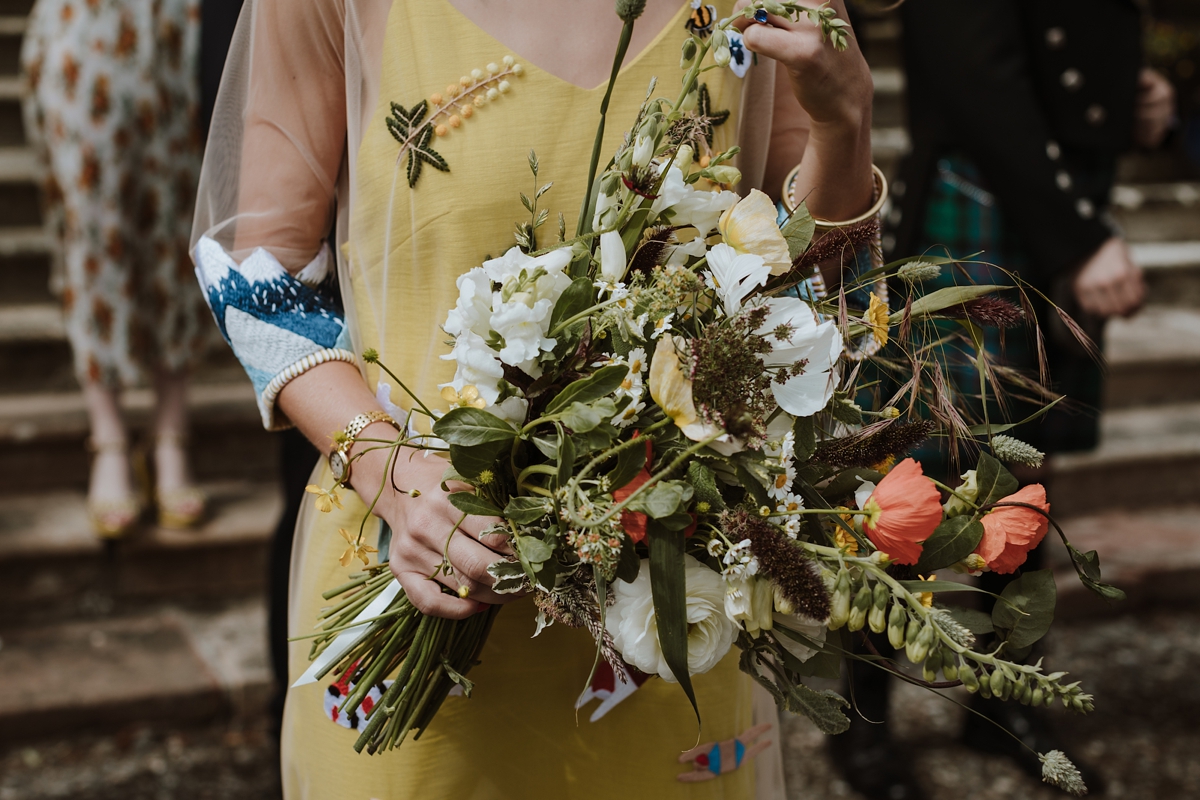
281, 3, 764, 797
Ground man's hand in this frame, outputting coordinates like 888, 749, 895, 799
1073, 237, 1145, 318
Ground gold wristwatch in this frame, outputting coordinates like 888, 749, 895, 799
329, 411, 398, 486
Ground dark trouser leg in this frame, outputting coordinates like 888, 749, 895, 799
268, 428, 319, 733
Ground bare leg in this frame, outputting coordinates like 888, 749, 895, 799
84, 380, 138, 534
153, 368, 205, 526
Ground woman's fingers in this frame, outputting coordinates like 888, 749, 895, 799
455, 513, 513, 555
394, 569, 484, 620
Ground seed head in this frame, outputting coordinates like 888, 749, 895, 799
1040, 750, 1087, 796
991, 434, 1045, 469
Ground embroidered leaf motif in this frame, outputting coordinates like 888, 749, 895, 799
386, 100, 449, 188
696, 84, 730, 149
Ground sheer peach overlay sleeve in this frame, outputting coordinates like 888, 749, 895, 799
189, 0, 371, 429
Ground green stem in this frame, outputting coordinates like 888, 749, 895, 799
577, 17, 637, 237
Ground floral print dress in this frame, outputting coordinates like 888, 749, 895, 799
21, 0, 209, 387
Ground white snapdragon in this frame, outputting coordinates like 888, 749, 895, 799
650, 166, 738, 236
724, 575, 775, 636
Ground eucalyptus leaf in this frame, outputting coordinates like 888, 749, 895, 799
1080, 576, 1127, 602
974, 452, 1018, 507
649, 522, 700, 724
503, 496, 552, 525
447, 492, 503, 517
545, 364, 629, 414
914, 517, 985, 573
433, 407, 518, 446
1068, 545, 1103, 582
781, 203, 815, 260
992, 569, 1057, 650
560, 402, 603, 432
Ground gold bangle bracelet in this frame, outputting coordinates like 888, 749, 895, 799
781, 163, 888, 228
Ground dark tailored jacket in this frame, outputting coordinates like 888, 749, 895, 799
890, 0, 1143, 288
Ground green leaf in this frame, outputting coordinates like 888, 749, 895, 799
785, 683, 850, 735
781, 203, 815, 260
616, 537, 641, 584
774, 626, 842, 679
823, 467, 883, 502
448, 442, 503, 479
447, 492, 502, 517
991, 569, 1057, 650
503, 496, 551, 525
531, 436, 558, 459
556, 427, 576, 489
656, 511, 696, 531
648, 521, 700, 724
945, 606, 994, 635
642, 482, 692, 519
610, 441, 649, 493
487, 559, 529, 594
897, 284, 1010, 322
433, 407, 517, 446
793, 415, 816, 462
733, 463, 771, 510
1080, 576, 1127, 602
549, 277, 594, 333
515, 535, 554, 570
897, 579, 999, 595
974, 452, 1018, 507
967, 395, 1065, 436
914, 517, 985, 573
686, 461, 725, 511
1068, 545, 1102, 581
829, 396, 863, 426
545, 365, 629, 414
560, 402, 603, 432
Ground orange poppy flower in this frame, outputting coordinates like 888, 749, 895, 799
974, 484, 1050, 574
860, 458, 942, 565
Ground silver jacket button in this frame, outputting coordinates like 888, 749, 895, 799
1045, 27, 1066, 49
1086, 104, 1107, 126
1075, 198, 1095, 219
1056, 170, 1073, 190
1046, 140, 1062, 160
1060, 68, 1083, 91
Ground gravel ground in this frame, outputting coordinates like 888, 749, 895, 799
3, 609, 1198, 799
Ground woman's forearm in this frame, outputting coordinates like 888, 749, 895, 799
789, 114, 874, 222
277, 360, 396, 499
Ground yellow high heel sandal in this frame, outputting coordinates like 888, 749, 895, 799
154, 433, 207, 530
87, 438, 144, 540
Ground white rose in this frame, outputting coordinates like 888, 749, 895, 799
607, 555, 737, 683
772, 612, 827, 663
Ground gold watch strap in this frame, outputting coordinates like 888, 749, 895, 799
338, 411, 398, 453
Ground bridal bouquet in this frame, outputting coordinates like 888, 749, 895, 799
298, 3, 1113, 794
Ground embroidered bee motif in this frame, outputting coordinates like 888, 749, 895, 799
686, 1, 717, 37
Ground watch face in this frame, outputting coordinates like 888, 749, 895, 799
330, 451, 348, 483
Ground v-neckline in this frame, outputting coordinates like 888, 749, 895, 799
438, 0, 692, 93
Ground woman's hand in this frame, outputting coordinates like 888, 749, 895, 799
1073, 237, 1145, 319
350, 423, 519, 619
1133, 67, 1176, 151
731, 0, 873, 131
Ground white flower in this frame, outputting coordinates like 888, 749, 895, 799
651, 166, 738, 236
632, 134, 655, 169
774, 492, 805, 538
441, 330, 504, 404
755, 296, 842, 417
772, 613, 827, 662
724, 575, 775, 636
490, 396, 529, 426
615, 346, 647, 399
721, 538, 759, 579
489, 297, 556, 367
443, 267, 492, 338
607, 555, 737, 683
599, 230, 627, 286
705, 243, 770, 317
613, 395, 645, 428
594, 190, 620, 229
651, 313, 674, 339
482, 245, 571, 285
768, 430, 798, 502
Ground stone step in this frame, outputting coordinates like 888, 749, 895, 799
0, 381, 278, 490
1131, 240, 1200, 307
0, 597, 272, 743
1051, 505, 1200, 619
1105, 305, 1200, 408
0, 479, 281, 624
1110, 182, 1200, 243
1051, 402, 1200, 516
0, 225, 50, 304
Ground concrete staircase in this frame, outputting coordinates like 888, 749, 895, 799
0, 0, 281, 745
0, 8, 1197, 750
